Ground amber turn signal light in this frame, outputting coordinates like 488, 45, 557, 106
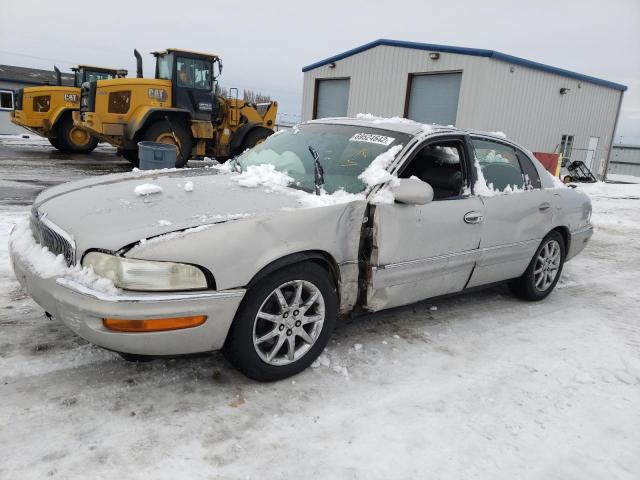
102, 315, 207, 333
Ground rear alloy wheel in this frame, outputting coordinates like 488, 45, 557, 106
144, 120, 193, 168
509, 231, 565, 301
56, 113, 98, 153
224, 262, 337, 381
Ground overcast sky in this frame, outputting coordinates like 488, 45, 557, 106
2, 0, 638, 142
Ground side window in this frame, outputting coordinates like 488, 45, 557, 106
176, 57, 211, 89
399, 140, 466, 200
472, 138, 525, 192
193, 59, 211, 89
560, 134, 574, 159
0, 90, 13, 110
176, 57, 194, 87
516, 150, 541, 189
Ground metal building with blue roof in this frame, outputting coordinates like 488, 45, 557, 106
301, 39, 626, 177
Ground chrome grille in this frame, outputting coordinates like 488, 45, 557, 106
30, 208, 75, 266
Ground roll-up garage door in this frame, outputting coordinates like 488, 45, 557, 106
407, 73, 462, 126
314, 78, 350, 119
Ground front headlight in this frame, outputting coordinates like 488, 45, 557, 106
82, 252, 208, 291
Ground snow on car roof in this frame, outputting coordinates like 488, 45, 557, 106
308, 115, 458, 136
307, 116, 519, 144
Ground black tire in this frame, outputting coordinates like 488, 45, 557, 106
241, 127, 273, 152
56, 113, 98, 153
223, 262, 337, 382
48, 137, 63, 151
143, 120, 193, 168
509, 231, 566, 301
118, 352, 154, 362
120, 149, 139, 166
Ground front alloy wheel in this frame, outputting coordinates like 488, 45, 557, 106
224, 262, 337, 381
253, 280, 325, 366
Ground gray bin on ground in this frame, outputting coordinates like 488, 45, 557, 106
138, 141, 177, 170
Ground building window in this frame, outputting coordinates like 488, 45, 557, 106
0, 90, 14, 110
560, 134, 574, 159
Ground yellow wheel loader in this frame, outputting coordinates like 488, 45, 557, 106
76, 49, 278, 167
11, 65, 127, 153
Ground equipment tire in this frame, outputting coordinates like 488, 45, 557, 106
143, 120, 193, 168
56, 113, 98, 153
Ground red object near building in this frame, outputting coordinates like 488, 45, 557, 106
533, 152, 561, 176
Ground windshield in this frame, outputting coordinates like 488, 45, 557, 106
235, 124, 409, 194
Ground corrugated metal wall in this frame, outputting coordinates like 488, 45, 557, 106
608, 145, 640, 177
301, 45, 623, 178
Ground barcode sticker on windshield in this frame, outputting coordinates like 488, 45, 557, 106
349, 133, 395, 146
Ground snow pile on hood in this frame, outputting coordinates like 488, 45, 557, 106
233, 164, 294, 188
292, 189, 364, 208
356, 113, 434, 134
9, 219, 117, 294
134, 183, 163, 196
184, 181, 194, 192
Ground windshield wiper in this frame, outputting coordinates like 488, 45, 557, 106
308, 145, 324, 195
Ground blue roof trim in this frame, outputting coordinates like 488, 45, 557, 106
302, 39, 627, 92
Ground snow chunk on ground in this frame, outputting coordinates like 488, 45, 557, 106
184, 181, 194, 192
8, 219, 117, 293
233, 164, 293, 188
134, 183, 163, 196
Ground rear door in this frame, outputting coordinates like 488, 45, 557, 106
367, 135, 484, 311
466, 136, 553, 288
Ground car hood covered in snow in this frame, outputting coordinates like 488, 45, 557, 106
33, 168, 363, 256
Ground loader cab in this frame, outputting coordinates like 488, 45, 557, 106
72, 65, 126, 88
153, 49, 221, 121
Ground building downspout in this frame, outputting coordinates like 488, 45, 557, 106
603, 91, 624, 181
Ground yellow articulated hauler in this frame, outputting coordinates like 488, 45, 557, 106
76, 49, 278, 167
11, 66, 127, 153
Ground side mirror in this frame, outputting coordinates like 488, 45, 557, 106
391, 178, 434, 205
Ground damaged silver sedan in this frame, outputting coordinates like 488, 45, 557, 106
9, 117, 593, 381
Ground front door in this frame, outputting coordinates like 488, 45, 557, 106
466, 136, 553, 288
174, 55, 214, 121
367, 135, 483, 311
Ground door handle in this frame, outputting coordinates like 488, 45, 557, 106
464, 211, 484, 224
538, 202, 551, 211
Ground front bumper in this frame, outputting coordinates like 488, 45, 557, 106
10, 242, 245, 356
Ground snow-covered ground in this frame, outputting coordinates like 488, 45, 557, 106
1, 175, 639, 479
